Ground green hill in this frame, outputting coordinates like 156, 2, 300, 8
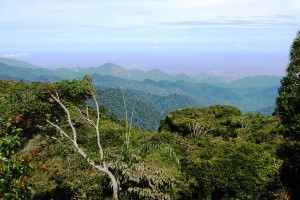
225, 75, 281, 89
97, 88, 163, 130
97, 87, 202, 129
0, 57, 39, 69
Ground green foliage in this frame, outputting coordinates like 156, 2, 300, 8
159, 105, 283, 199
276, 31, 300, 199
29, 138, 113, 200
0, 76, 286, 199
159, 105, 242, 138
0, 80, 52, 199
7, 77, 178, 199
276, 31, 300, 140
27, 120, 180, 199
55, 76, 92, 106
0, 116, 38, 199
97, 88, 162, 130
182, 139, 280, 199
121, 162, 173, 199
0, 79, 95, 199
0, 80, 57, 137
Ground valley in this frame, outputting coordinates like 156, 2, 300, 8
0, 58, 280, 130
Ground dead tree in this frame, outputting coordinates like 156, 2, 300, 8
188, 119, 214, 139
47, 91, 119, 199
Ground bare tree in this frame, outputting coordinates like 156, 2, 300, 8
47, 90, 119, 199
188, 118, 214, 139
119, 87, 135, 149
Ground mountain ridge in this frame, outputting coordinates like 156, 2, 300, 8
0, 58, 282, 84
0, 57, 40, 69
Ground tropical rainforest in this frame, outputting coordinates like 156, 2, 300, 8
0, 31, 299, 199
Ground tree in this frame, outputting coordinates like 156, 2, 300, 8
276, 31, 300, 199
0, 78, 180, 199
46, 76, 119, 199
276, 31, 300, 139
188, 117, 214, 139
0, 114, 40, 199
0, 80, 49, 199
182, 139, 280, 199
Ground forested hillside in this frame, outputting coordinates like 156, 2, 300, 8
0, 78, 286, 199
93, 75, 278, 129
97, 88, 163, 130
97, 87, 201, 130
92, 74, 278, 111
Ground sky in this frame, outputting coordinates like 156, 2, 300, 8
0, 0, 300, 76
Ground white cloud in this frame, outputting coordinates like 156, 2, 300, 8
1, 52, 28, 58
170, 0, 235, 8
0, 0, 299, 51
1, 0, 299, 26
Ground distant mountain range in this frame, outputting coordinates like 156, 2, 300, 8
0, 57, 282, 130
0, 58, 198, 82
0, 57, 282, 84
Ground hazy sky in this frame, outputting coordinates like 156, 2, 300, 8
0, 0, 299, 76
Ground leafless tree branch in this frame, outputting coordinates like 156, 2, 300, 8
47, 91, 118, 199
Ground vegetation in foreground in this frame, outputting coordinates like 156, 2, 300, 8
0, 31, 299, 199
0, 78, 286, 199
